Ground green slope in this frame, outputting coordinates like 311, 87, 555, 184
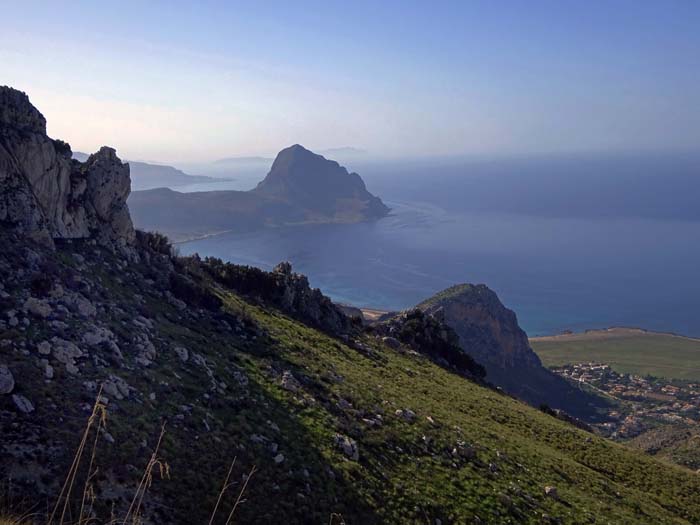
3, 239, 700, 524
215, 296, 700, 524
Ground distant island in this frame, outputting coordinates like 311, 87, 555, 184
73, 152, 228, 191
128, 144, 389, 241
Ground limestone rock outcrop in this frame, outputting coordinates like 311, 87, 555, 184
0, 86, 134, 251
418, 284, 541, 370
415, 284, 605, 419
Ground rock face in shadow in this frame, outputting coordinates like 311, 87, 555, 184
253, 144, 389, 221
0, 86, 134, 251
417, 284, 606, 419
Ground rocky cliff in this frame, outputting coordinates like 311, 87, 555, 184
0, 86, 134, 251
416, 284, 606, 419
417, 284, 540, 370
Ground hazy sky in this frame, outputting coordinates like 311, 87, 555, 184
2, 1, 699, 163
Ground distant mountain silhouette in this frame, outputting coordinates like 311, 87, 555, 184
129, 144, 389, 241
253, 144, 388, 219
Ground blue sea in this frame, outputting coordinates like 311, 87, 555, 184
178, 153, 700, 337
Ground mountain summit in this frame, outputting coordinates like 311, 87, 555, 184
254, 144, 389, 220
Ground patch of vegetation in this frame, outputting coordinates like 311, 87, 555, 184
52, 139, 72, 157
415, 283, 478, 309
135, 230, 173, 256
629, 425, 700, 471
374, 309, 486, 379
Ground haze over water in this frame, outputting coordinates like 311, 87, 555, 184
180, 153, 700, 338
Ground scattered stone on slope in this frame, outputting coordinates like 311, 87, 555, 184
382, 336, 401, 349
12, 393, 34, 413
51, 337, 83, 366
37, 340, 51, 355
102, 375, 130, 400
334, 434, 360, 461
280, 370, 301, 393
23, 297, 52, 318
40, 359, 54, 379
0, 365, 15, 394
174, 346, 189, 362
395, 408, 417, 423
134, 333, 156, 366
544, 486, 559, 499
83, 326, 115, 346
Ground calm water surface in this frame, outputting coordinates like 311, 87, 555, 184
180, 199, 700, 337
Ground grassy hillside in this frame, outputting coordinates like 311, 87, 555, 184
3, 237, 700, 524
220, 298, 700, 524
629, 425, 700, 471
531, 328, 700, 381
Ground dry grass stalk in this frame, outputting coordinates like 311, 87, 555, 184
207, 458, 237, 525
121, 423, 169, 525
0, 510, 38, 525
48, 387, 107, 525
329, 513, 347, 525
224, 465, 257, 525
77, 397, 108, 524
